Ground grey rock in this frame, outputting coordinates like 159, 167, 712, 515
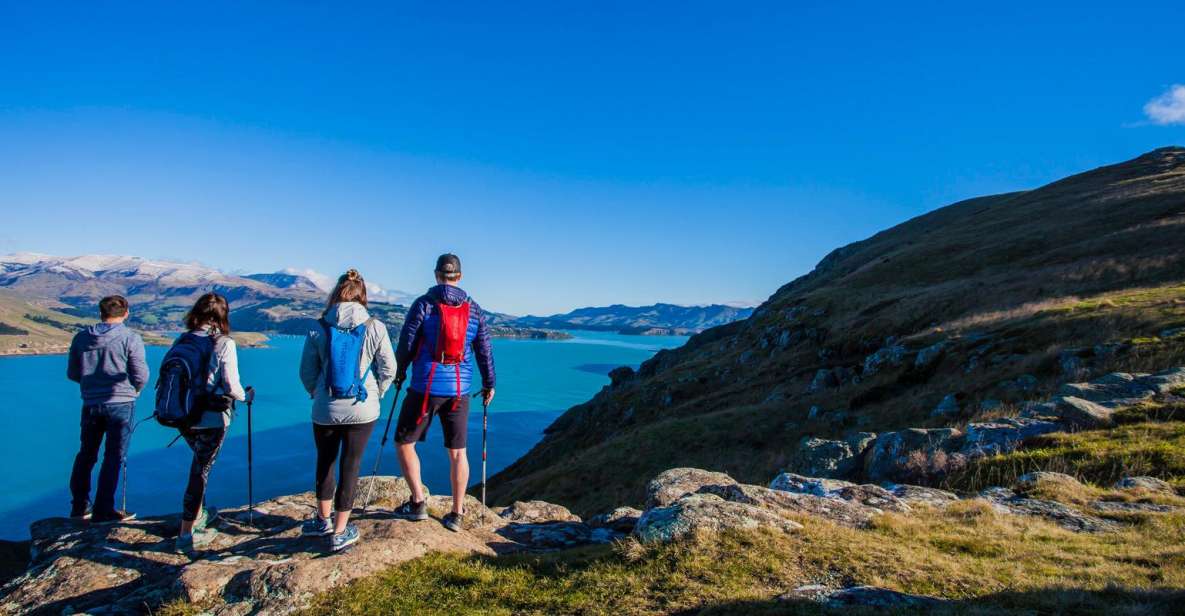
497, 522, 603, 549
883, 483, 960, 507
863, 428, 962, 482
833, 484, 912, 513
1058, 372, 1157, 407
1089, 501, 1178, 514
914, 341, 947, 369
844, 431, 878, 454
1015, 471, 1082, 493
980, 488, 1119, 533
784, 585, 944, 608
863, 344, 907, 376
807, 368, 840, 392
769, 472, 856, 496
931, 393, 960, 417
791, 434, 874, 478
1051, 396, 1115, 428
587, 507, 642, 533
633, 494, 803, 543
1114, 476, 1175, 493
1143, 367, 1185, 394
708, 482, 881, 528
644, 467, 737, 509
961, 417, 1062, 457
499, 500, 582, 524
1059, 350, 1088, 379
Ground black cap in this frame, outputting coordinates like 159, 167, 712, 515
435, 253, 461, 275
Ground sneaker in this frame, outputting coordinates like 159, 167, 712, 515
193, 507, 218, 532
69, 505, 92, 521
330, 523, 360, 552
175, 528, 216, 555
92, 509, 136, 524
442, 512, 464, 533
302, 514, 334, 537
392, 500, 428, 521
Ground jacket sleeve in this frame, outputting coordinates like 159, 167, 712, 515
127, 334, 150, 393
66, 334, 82, 383
471, 303, 496, 390
395, 297, 429, 380
299, 330, 321, 397
218, 338, 247, 401
370, 321, 397, 398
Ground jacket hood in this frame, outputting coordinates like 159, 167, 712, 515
86, 322, 124, 337
77, 322, 128, 352
324, 302, 371, 328
426, 284, 469, 306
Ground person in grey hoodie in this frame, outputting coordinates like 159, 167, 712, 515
66, 295, 148, 523
299, 269, 396, 551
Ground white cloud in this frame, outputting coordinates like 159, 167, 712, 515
1144, 84, 1185, 125
282, 267, 334, 291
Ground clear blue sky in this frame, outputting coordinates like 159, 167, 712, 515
1, 2, 1182, 315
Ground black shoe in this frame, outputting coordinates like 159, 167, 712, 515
69, 505, 92, 520
392, 500, 428, 521
92, 509, 137, 524
442, 512, 463, 533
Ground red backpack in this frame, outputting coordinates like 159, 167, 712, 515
418, 300, 471, 423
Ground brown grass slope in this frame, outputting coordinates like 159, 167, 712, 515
487, 147, 1185, 516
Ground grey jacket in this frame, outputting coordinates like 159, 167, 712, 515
67, 322, 149, 405
300, 302, 397, 425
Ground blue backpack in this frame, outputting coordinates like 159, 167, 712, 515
154, 333, 216, 428
321, 317, 374, 402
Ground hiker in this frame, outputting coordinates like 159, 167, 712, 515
299, 269, 396, 551
169, 292, 247, 552
392, 254, 495, 532
66, 295, 148, 523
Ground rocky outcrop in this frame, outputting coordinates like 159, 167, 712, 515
790, 432, 876, 477
0, 477, 607, 615
644, 467, 737, 509
784, 584, 943, 609
587, 507, 642, 533
864, 428, 962, 482
498, 500, 582, 523
633, 494, 803, 543
1114, 476, 1174, 493
980, 487, 1119, 533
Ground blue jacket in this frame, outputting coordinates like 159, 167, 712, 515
396, 285, 495, 396
67, 322, 150, 405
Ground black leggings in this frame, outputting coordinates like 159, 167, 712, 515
313, 421, 376, 513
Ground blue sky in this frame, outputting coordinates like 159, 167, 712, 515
1, 2, 1182, 315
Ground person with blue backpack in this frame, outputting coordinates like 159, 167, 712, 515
66, 295, 148, 524
392, 254, 495, 532
156, 293, 247, 554
299, 269, 397, 551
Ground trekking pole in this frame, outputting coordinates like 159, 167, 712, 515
481, 394, 490, 524
245, 386, 256, 526
363, 381, 403, 511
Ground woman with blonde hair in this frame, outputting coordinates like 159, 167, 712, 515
299, 269, 396, 551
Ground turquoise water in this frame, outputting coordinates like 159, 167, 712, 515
0, 330, 686, 539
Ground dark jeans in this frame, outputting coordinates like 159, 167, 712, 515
313, 421, 376, 512
180, 428, 227, 522
69, 402, 134, 514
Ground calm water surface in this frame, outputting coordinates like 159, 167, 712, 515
0, 330, 686, 539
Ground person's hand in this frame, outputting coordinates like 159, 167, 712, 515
481, 388, 495, 407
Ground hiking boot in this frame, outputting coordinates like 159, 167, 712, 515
393, 500, 428, 521
442, 511, 464, 533
92, 509, 136, 524
175, 528, 216, 556
302, 514, 334, 537
193, 507, 218, 532
69, 505, 92, 521
330, 523, 360, 552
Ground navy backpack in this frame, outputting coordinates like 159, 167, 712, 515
154, 333, 216, 428
321, 317, 373, 402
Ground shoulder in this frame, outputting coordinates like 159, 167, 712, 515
367, 317, 389, 335
215, 335, 237, 355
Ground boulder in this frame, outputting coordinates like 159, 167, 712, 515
791, 432, 875, 477
914, 341, 947, 369
1144, 367, 1185, 394
960, 417, 1062, 456
1014, 472, 1082, 494
833, 484, 912, 513
1057, 372, 1158, 407
978, 488, 1118, 533
1114, 476, 1175, 493
807, 368, 840, 392
1089, 501, 1178, 515
1051, 396, 1115, 428
863, 428, 962, 482
931, 393, 959, 417
587, 507, 643, 533
769, 472, 856, 496
498, 500, 582, 523
863, 344, 907, 376
0, 477, 515, 615
882, 484, 960, 507
497, 522, 611, 549
761, 477, 889, 526
644, 468, 737, 509
633, 494, 803, 543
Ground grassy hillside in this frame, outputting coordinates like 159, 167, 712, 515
0, 289, 92, 354
488, 147, 1185, 516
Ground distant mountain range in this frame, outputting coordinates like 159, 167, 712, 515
512, 303, 755, 335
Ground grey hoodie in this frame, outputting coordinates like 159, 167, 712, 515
67, 322, 150, 405
300, 302, 397, 425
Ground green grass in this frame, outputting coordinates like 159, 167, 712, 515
946, 421, 1185, 494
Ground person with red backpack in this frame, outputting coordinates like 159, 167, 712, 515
392, 254, 495, 532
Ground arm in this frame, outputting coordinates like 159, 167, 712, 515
127, 334, 150, 392
395, 297, 429, 381
218, 338, 247, 401
471, 303, 496, 391
66, 334, 82, 383
371, 321, 397, 397
299, 330, 321, 397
